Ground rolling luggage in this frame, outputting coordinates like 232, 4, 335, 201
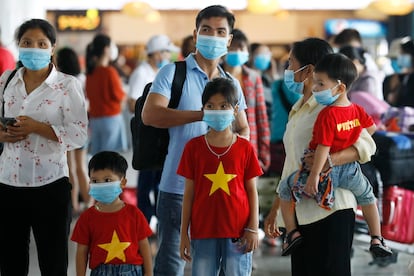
381, 185, 414, 244
372, 131, 414, 184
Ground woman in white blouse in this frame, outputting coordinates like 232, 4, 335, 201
0, 19, 88, 275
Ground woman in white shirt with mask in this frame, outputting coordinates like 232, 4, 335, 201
0, 18, 88, 276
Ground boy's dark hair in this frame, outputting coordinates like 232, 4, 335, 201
292, 38, 333, 67
230, 28, 249, 49
88, 151, 128, 178
339, 46, 366, 66
16, 18, 56, 45
202, 78, 238, 107
314, 53, 357, 90
333, 28, 362, 46
195, 5, 235, 33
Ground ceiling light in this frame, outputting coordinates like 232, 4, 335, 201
247, 0, 281, 14
371, 0, 414, 15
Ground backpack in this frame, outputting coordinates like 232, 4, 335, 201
0, 69, 18, 155
130, 61, 186, 170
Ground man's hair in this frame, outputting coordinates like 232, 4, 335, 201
195, 5, 235, 32
88, 151, 128, 178
314, 53, 358, 90
202, 77, 238, 107
230, 28, 249, 49
292, 38, 333, 67
333, 28, 362, 46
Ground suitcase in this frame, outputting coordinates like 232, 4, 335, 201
372, 131, 414, 184
381, 185, 414, 244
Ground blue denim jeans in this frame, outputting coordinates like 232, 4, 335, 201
137, 169, 161, 223
279, 162, 375, 206
191, 238, 252, 276
91, 264, 142, 276
153, 191, 186, 276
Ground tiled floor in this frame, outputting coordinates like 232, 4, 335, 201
26, 149, 414, 275
27, 229, 414, 275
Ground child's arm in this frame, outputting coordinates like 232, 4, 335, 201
75, 244, 89, 276
180, 178, 194, 262
304, 144, 330, 196
138, 238, 153, 276
366, 124, 377, 136
242, 177, 259, 253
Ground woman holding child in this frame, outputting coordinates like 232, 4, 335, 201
264, 38, 376, 275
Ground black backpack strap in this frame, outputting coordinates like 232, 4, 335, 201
2, 69, 18, 117
168, 61, 187, 108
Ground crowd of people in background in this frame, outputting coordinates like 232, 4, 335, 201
1, 4, 414, 275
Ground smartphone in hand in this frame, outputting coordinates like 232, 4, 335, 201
0, 117, 17, 128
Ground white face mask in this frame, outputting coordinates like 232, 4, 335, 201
110, 42, 119, 61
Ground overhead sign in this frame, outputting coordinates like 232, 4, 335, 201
55, 10, 101, 32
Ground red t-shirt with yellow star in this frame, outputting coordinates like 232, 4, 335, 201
71, 203, 152, 270
177, 135, 263, 239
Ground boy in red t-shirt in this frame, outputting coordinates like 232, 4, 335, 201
278, 53, 392, 258
178, 78, 263, 275
71, 151, 153, 276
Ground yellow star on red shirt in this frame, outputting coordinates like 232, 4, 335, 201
98, 230, 131, 263
204, 161, 237, 196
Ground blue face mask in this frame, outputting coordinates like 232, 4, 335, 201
203, 109, 235, 131
283, 65, 308, 95
397, 54, 412, 70
196, 34, 228, 60
391, 59, 401, 73
19, 47, 51, 71
312, 84, 340, 106
157, 59, 169, 69
89, 181, 122, 204
226, 51, 249, 67
253, 54, 271, 71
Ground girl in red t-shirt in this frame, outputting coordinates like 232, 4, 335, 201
178, 78, 263, 275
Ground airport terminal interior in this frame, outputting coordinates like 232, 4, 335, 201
2, 0, 414, 275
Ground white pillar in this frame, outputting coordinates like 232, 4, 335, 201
0, 0, 46, 58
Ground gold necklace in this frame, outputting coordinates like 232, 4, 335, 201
204, 134, 235, 159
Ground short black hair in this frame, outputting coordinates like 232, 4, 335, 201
230, 28, 249, 49
314, 53, 358, 90
292, 38, 333, 67
401, 38, 414, 59
339, 45, 366, 66
56, 47, 81, 76
195, 5, 235, 32
202, 77, 238, 107
88, 151, 128, 179
16, 18, 56, 45
333, 28, 362, 46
